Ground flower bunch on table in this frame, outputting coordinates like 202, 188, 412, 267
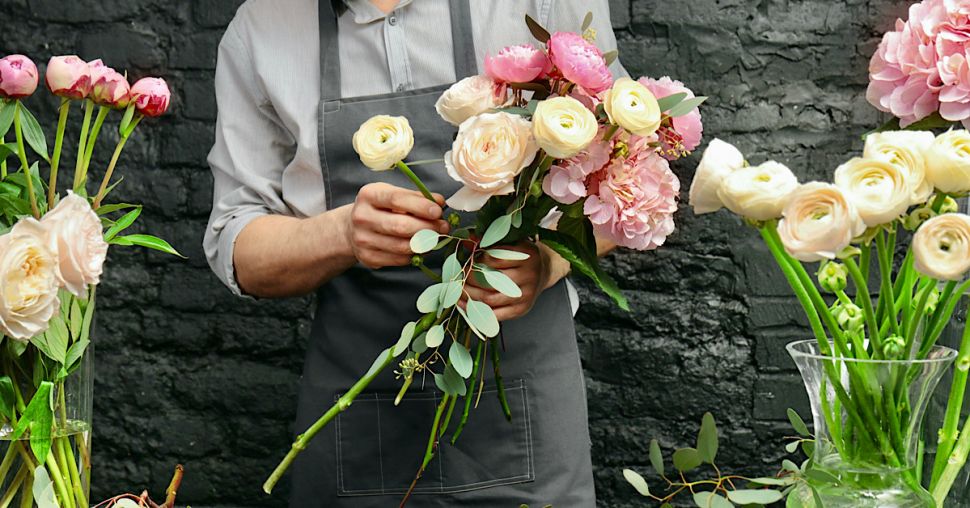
263, 12, 706, 503
691, 129, 970, 506
0, 53, 178, 508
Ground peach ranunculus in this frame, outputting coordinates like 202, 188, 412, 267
862, 130, 935, 204
434, 75, 506, 127
717, 161, 799, 221
352, 115, 414, 171
925, 129, 970, 194
912, 213, 970, 280
688, 139, 746, 215
444, 112, 537, 211
777, 182, 867, 262
834, 156, 914, 227
41, 192, 109, 297
0, 218, 60, 341
531, 96, 598, 159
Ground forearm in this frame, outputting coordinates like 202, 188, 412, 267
540, 235, 616, 291
234, 205, 357, 298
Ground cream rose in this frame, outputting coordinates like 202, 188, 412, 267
777, 182, 867, 262
602, 77, 662, 137
532, 96, 598, 159
434, 75, 505, 127
42, 192, 109, 296
834, 157, 913, 227
444, 112, 537, 211
716, 161, 798, 221
351, 115, 414, 171
926, 130, 970, 194
0, 219, 60, 341
689, 139, 745, 214
863, 131, 934, 204
912, 213, 970, 281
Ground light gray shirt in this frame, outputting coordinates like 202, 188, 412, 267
205, 0, 625, 296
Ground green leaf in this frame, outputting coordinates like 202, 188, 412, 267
0, 376, 15, 420
410, 229, 441, 254
649, 439, 664, 476
750, 476, 795, 486
805, 468, 839, 485
782, 459, 800, 473
442, 253, 462, 281
657, 92, 688, 112
465, 299, 500, 338
365, 348, 391, 378
95, 202, 139, 215
693, 491, 733, 508
417, 283, 444, 313
603, 49, 619, 66
18, 103, 49, 162
525, 13, 551, 42
455, 305, 485, 341
486, 249, 530, 261
118, 103, 136, 136
480, 266, 522, 298
697, 412, 718, 464
481, 214, 512, 248
785, 441, 800, 453
12, 381, 54, 465
0, 142, 18, 160
65, 338, 89, 370
434, 364, 467, 396
727, 489, 784, 505
623, 468, 650, 496
110, 234, 184, 257
412, 332, 428, 354
668, 96, 707, 117
581, 11, 594, 31
392, 321, 416, 356
32, 465, 59, 508
441, 281, 462, 309
69, 298, 83, 339
425, 325, 445, 348
450, 341, 474, 378
672, 447, 702, 472
0, 100, 15, 138
103, 207, 142, 241
539, 228, 629, 311
788, 408, 810, 437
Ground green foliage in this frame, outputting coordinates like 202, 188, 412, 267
109, 233, 183, 257
668, 97, 707, 118
410, 229, 440, 253
449, 341, 474, 378
657, 93, 688, 112
697, 412, 718, 464
525, 13, 550, 42
539, 228, 629, 311
788, 409, 810, 437
480, 214, 512, 248
12, 381, 54, 465
18, 103, 49, 162
0, 376, 15, 420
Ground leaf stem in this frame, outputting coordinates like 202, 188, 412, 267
931, 308, 970, 491
93, 118, 138, 209
490, 336, 511, 422
452, 339, 484, 444
78, 106, 109, 191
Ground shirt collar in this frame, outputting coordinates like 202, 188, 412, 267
342, 0, 413, 24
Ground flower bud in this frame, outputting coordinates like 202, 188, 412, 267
818, 262, 849, 293
835, 303, 866, 334
883, 335, 906, 359
91, 68, 130, 108
447, 213, 461, 228
45, 55, 91, 99
130, 77, 171, 117
410, 255, 424, 267
923, 287, 941, 315
940, 195, 960, 214
0, 55, 39, 99
904, 206, 937, 231
530, 180, 543, 197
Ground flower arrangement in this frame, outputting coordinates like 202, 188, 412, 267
262, 13, 705, 502
0, 53, 177, 508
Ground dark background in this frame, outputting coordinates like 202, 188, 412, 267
0, 0, 954, 506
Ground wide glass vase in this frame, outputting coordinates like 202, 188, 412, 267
787, 339, 956, 508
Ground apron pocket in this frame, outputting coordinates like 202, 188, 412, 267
334, 379, 534, 496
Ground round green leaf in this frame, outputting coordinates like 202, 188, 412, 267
416, 283, 444, 313
486, 249, 530, 261
749, 476, 795, 486
450, 341, 473, 378
412, 332, 428, 354
410, 229, 441, 254
785, 441, 800, 454
481, 267, 522, 298
788, 408, 810, 437
622, 469, 650, 497
673, 447, 702, 472
465, 299, 500, 337
441, 281, 462, 309
693, 491, 733, 508
697, 412, 718, 464
480, 214, 512, 248
392, 321, 416, 356
649, 439, 664, 476
442, 253, 462, 281
425, 325, 445, 348
727, 489, 783, 505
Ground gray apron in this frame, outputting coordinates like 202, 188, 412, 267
288, 1, 595, 505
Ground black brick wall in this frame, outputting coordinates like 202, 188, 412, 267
0, 0, 930, 506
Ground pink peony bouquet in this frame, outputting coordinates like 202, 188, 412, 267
868, 0, 970, 128
263, 13, 705, 503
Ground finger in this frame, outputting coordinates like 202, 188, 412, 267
375, 214, 448, 239
493, 304, 529, 322
359, 250, 412, 269
464, 285, 514, 308
356, 231, 413, 256
380, 187, 445, 221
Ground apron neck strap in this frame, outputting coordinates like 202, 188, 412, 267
319, 0, 476, 103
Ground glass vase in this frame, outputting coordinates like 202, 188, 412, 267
786, 339, 956, 508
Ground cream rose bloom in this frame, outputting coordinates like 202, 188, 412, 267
602, 77, 662, 137
716, 161, 798, 221
434, 75, 505, 127
532, 96, 598, 159
689, 139, 745, 214
445, 112, 538, 211
351, 115, 414, 171
834, 157, 913, 227
863, 131, 934, 204
0, 219, 60, 341
926, 130, 970, 194
912, 213, 970, 281
777, 182, 867, 262
42, 192, 108, 296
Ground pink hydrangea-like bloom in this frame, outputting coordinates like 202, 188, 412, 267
484, 44, 551, 83
547, 32, 613, 93
638, 76, 704, 158
0, 55, 39, 99
583, 139, 681, 250
542, 136, 612, 204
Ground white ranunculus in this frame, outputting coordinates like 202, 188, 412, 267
912, 213, 970, 281
716, 161, 798, 221
777, 182, 867, 262
863, 130, 935, 204
0, 218, 60, 341
41, 192, 108, 296
351, 115, 414, 171
834, 156, 913, 227
434, 75, 505, 127
531, 96, 598, 159
445, 112, 538, 211
602, 77, 662, 137
926, 130, 970, 194
689, 139, 745, 214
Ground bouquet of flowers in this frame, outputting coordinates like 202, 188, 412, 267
263, 13, 705, 502
0, 53, 178, 508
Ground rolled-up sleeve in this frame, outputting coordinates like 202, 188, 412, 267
204, 20, 296, 296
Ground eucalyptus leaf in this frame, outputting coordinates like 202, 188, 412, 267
417, 283, 444, 313
465, 299, 499, 338
603, 49, 619, 66
623, 468, 650, 496
785, 441, 800, 453
657, 92, 688, 112
788, 408, 810, 437
410, 229, 441, 254
392, 321, 416, 356
697, 412, 718, 464
455, 306, 484, 340
486, 249, 530, 261
750, 476, 795, 486
32, 465, 59, 508
365, 348, 391, 378
782, 459, 800, 473
649, 439, 664, 476
449, 341, 473, 378
434, 365, 467, 396
481, 214, 512, 248
0, 376, 15, 420
581, 11, 593, 31
441, 281, 462, 309
18, 103, 49, 162
727, 489, 783, 505
481, 267, 522, 298
442, 253, 462, 281
426, 325, 445, 348
692, 491, 733, 508
805, 468, 840, 485
412, 332, 428, 354
672, 447, 702, 472
668, 96, 707, 117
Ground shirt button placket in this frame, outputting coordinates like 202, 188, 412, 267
386, 9, 409, 93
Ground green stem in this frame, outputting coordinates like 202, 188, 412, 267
46, 455, 74, 508
845, 258, 884, 356
904, 279, 935, 352
0, 442, 17, 486
62, 437, 86, 508
73, 100, 93, 190
93, 125, 135, 209
918, 280, 970, 360
78, 106, 109, 191
452, 340, 484, 445
422, 394, 451, 469
932, 412, 970, 506
602, 123, 620, 141
17, 474, 32, 508
876, 231, 901, 338
404, 159, 445, 166
13, 102, 38, 218
931, 310, 970, 489
1, 133, 7, 178
0, 464, 27, 508
48, 98, 70, 207
490, 337, 512, 422
439, 395, 459, 438
395, 161, 435, 202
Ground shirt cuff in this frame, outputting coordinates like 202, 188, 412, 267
214, 211, 266, 299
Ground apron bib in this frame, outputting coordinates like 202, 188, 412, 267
288, 2, 596, 505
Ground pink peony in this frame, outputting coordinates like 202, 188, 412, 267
638, 76, 704, 158
0, 55, 39, 99
46, 55, 91, 100
130, 77, 171, 117
542, 136, 612, 204
91, 67, 130, 108
485, 44, 551, 83
547, 32, 613, 94
583, 138, 680, 250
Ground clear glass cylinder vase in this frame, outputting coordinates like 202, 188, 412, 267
787, 339, 956, 508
